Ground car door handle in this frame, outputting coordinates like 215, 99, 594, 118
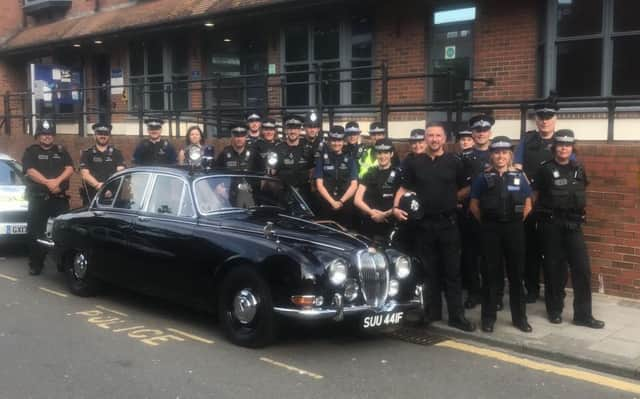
93, 211, 104, 216
137, 215, 150, 222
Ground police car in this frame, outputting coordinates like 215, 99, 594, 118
0, 153, 28, 241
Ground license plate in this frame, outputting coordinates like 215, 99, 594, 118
362, 311, 404, 329
1, 223, 27, 235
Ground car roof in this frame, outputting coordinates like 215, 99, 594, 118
111, 166, 271, 181
0, 153, 16, 161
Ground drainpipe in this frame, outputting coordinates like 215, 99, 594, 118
95, 0, 100, 12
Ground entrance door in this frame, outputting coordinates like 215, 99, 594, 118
428, 6, 476, 136
94, 54, 111, 124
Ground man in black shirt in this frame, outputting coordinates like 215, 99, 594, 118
393, 122, 475, 331
274, 116, 314, 203
132, 119, 177, 165
21, 119, 74, 275
254, 118, 280, 173
246, 112, 262, 148
79, 122, 126, 206
215, 126, 260, 172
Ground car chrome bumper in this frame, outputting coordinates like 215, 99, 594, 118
273, 284, 424, 321
36, 238, 55, 248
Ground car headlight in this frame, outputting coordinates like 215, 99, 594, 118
328, 258, 348, 286
395, 256, 411, 279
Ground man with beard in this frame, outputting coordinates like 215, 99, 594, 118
79, 122, 126, 206
274, 115, 314, 204
215, 125, 260, 172
132, 119, 177, 165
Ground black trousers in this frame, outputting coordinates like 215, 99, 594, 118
539, 220, 593, 320
479, 220, 527, 324
523, 213, 543, 296
27, 195, 70, 271
415, 215, 464, 321
458, 209, 482, 300
316, 195, 354, 229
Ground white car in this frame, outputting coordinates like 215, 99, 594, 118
0, 153, 28, 242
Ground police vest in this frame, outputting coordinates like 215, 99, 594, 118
25, 144, 70, 195
220, 147, 254, 172
363, 167, 399, 211
321, 152, 353, 198
276, 142, 312, 189
139, 139, 172, 165
522, 130, 554, 181
479, 170, 526, 222
538, 160, 587, 213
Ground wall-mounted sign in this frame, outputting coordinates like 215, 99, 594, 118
445, 45, 456, 60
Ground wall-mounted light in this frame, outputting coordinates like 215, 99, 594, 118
94, 40, 103, 45
204, 22, 215, 27
223, 38, 232, 42
72, 43, 81, 48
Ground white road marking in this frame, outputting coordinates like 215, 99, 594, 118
0, 273, 18, 282
260, 357, 324, 380
38, 287, 68, 298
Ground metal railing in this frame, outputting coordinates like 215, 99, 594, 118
2, 63, 640, 141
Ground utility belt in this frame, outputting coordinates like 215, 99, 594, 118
29, 191, 69, 201
420, 210, 457, 222
537, 208, 585, 230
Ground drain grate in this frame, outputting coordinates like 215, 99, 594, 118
387, 327, 448, 346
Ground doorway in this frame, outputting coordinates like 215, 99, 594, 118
94, 54, 111, 124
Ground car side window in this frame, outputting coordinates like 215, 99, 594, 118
147, 175, 190, 217
97, 177, 122, 207
113, 173, 150, 210
179, 186, 196, 217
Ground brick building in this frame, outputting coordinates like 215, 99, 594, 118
0, 0, 639, 298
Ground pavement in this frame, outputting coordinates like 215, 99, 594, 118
423, 290, 640, 381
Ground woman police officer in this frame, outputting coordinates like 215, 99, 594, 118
469, 136, 532, 333
532, 129, 604, 328
314, 125, 358, 228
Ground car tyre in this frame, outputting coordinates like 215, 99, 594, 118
65, 250, 100, 297
218, 266, 276, 348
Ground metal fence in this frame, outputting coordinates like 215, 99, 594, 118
2, 63, 640, 141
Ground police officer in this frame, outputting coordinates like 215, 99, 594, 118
344, 121, 368, 168
274, 115, 314, 203
533, 130, 604, 328
456, 130, 482, 310
469, 137, 533, 333
132, 119, 177, 165
314, 125, 358, 228
246, 112, 262, 147
79, 122, 126, 206
215, 125, 260, 172
303, 110, 322, 149
178, 126, 214, 167
254, 118, 280, 173
514, 102, 563, 303
393, 122, 475, 331
21, 119, 74, 275
354, 138, 400, 242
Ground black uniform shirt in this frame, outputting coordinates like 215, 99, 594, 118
275, 141, 313, 188
79, 145, 125, 183
401, 152, 466, 216
254, 139, 280, 171
361, 166, 400, 211
132, 139, 177, 165
215, 145, 260, 172
533, 159, 588, 213
22, 144, 73, 195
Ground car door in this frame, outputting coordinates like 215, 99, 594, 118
128, 174, 199, 302
91, 172, 152, 287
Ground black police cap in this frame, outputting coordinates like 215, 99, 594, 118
469, 114, 495, 131
534, 102, 559, 117
490, 136, 514, 151
456, 130, 473, 140
231, 125, 248, 136
554, 129, 575, 144
246, 112, 262, 122
92, 122, 112, 135
345, 121, 361, 135
284, 115, 304, 128
369, 122, 386, 135
408, 128, 425, 141
374, 138, 394, 152
328, 125, 345, 140
262, 118, 277, 129
145, 118, 164, 129
36, 119, 56, 135
398, 192, 424, 221
304, 110, 321, 127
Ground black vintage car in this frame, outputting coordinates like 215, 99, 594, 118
47, 167, 424, 347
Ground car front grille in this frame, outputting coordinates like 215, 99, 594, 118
356, 249, 389, 308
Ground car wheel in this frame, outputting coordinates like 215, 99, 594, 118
65, 250, 100, 297
218, 266, 276, 348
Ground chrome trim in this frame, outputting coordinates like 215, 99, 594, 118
36, 238, 55, 248
273, 300, 421, 321
279, 214, 369, 248
415, 284, 425, 313
333, 293, 344, 321
356, 249, 389, 308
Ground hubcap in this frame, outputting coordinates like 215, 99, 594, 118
232, 289, 259, 325
73, 252, 88, 279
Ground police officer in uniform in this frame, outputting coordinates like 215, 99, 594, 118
254, 118, 281, 173
132, 119, 177, 165
532, 130, 604, 328
393, 122, 475, 331
79, 122, 126, 206
456, 130, 482, 310
469, 137, 533, 333
314, 125, 358, 228
21, 119, 74, 275
246, 112, 262, 147
344, 121, 368, 169
303, 110, 322, 149
354, 138, 400, 242
215, 126, 260, 172
178, 126, 214, 167
273, 116, 313, 199
514, 102, 563, 303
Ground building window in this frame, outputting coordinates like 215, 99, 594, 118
542, 0, 640, 97
129, 39, 191, 111
282, 16, 373, 107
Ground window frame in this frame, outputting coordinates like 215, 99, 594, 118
110, 172, 153, 212
143, 173, 196, 219
280, 15, 374, 108
542, 0, 640, 98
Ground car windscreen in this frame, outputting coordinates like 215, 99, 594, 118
194, 175, 312, 217
0, 160, 24, 185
